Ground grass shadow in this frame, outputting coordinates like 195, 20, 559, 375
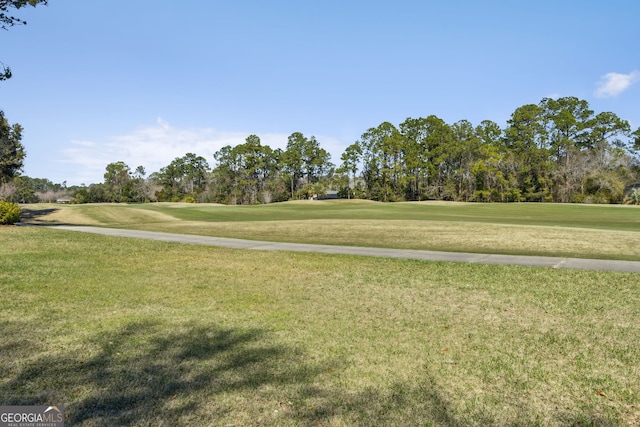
287, 379, 622, 427
19, 207, 61, 224
0, 319, 626, 426
0, 320, 323, 426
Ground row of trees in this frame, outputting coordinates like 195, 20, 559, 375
69, 132, 334, 204
351, 97, 639, 203
210, 132, 332, 204
67, 96, 639, 205
4, 96, 640, 205
0, 175, 67, 203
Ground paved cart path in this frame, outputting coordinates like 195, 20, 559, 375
48, 225, 640, 273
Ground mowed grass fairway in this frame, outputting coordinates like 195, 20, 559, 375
20, 200, 640, 260
2, 202, 639, 425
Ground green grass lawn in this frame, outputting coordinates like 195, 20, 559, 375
20, 201, 640, 260
2, 226, 639, 426
22, 200, 640, 230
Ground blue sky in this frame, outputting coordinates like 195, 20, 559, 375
2, 0, 639, 185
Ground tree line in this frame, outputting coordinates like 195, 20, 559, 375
3, 96, 640, 205
69, 131, 334, 204
351, 97, 639, 203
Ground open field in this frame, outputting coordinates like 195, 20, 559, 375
20, 201, 640, 260
1, 225, 639, 426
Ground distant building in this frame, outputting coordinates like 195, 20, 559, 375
56, 197, 71, 204
317, 190, 338, 200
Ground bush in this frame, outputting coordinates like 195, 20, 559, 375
624, 188, 640, 205
0, 201, 21, 224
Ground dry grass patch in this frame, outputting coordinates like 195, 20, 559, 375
128, 219, 640, 260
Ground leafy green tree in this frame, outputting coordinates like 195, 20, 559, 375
339, 143, 361, 199
281, 132, 332, 198
214, 137, 251, 204
589, 111, 632, 157
281, 132, 305, 198
5, 175, 36, 202
399, 115, 454, 200
632, 127, 640, 151
156, 154, 210, 202
0, 110, 25, 184
212, 145, 242, 204
260, 147, 288, 203
72, 183, 108, 203
358, 122, 404, 201
540, 97, 593, 158
445, 120, 482, 201
180, 153, 210, 197
235, 135, 268, 204
129, 165, 150, 202
470, 120, 506, 201
212, 137, 286, 204
104, 161, 132, 202
503, 103, 553, 201
295, 182, 326, 200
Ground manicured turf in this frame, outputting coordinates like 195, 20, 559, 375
1, 226, 639, 426
21, 200, 640, 230
20, 201, 640, 260
110, 200, 640, 230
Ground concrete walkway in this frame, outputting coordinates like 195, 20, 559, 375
49, 225, 640, 273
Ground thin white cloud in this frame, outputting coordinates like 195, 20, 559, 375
69, 140, 97, 147
59, 119, 345, 185
594, 70, 640, 98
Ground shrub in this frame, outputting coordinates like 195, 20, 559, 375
624, 188, 640, 205
0, 201, 21, 224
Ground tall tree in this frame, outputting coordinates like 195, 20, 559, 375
399, 115, 453, 199
358, 122, 405, 201
0, 110, 25, 184
540, 97, 593, 159
471, 120, 506, 201
212, 137, 285, 204
632, 127, 640, 151
340, 143, 362, 199
443, 120, 482, 201
235, 135, 268, 204
180, 153, 210, 196
129, 165, 150, 202
212, 145, 242, 204
281, 133, 305, 198
281, 132, 332, 198
156, 153, 210, 202
103, 161, 132, 202
503, 103, 553, 201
